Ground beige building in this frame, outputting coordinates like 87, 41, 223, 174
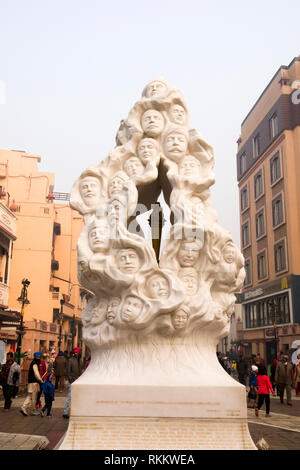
0, 198, 18, 362
236, 56, 300, 365
0, 149, 87, 360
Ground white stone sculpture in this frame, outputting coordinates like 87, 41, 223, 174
61, 79, 256, 451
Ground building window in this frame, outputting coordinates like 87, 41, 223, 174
240, 152, 247, 175
242, 222, 250, 248
274, 240, 287, 273
257, 251, 267, 280
272, 194, 284, 227
270, 152, 281, 184
269, 112, 278, 140
244, 259, 252, 285
253, 134, 260, 159
241, 185, 249, 211
254, 171, 263, 199
256, 210, 265, 239
244, 292, 290, 329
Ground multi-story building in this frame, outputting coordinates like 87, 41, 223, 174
0, 149, 87, 360
0, 199, 18, 362
236, 56, 300, 365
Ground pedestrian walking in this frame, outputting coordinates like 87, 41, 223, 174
54, 351, 67, 392
20, 352, 43, 416
294, 355, 300, 396
63, 347, 82, 419
35, 352, 48, 409
275, 354, 294, 406
40, 373, 55, 418
247, 365, 258, 408
255, 365, 275, 418
0, 352, 21, 411
237, 355, 248, 386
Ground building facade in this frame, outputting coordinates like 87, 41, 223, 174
236, 56, 300, 365
0, 199, 18, 362
0, 149, 87, 360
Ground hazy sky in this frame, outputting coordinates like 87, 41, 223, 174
0, 0, 299, 246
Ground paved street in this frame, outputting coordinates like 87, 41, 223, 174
0, 390, 300, 450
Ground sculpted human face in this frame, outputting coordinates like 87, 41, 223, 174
137, 138, 159, 165
223, 243, 235, 263
145, 80, 167, 99
107, 297, 120, 324
179, 156, 201, 178
178, 241, 201, 267
179, 268, 198, 296
121, 296, 143, 323
172, 309, 189, 330
79, 176, 101, 207
141, 110, 164, 137
88, 220, 110, 253
108, 175, 126, 197
124, 157, 144, 178
148, 274, 169, 298
169, 104, 186, 125
91, 300, 108, 325
117, 249, 140, 274
108, 199, 126, 224
164, 131, 188, 159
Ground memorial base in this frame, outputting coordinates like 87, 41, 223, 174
59, 416, 256, 450
58, 380, 257, 450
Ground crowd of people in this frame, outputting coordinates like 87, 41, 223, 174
0, 347, 90, 418
217, 349, 300, 417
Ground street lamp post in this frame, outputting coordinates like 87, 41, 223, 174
16, 278, 30, 364
58, 298, 65, 351
268, 298, 279, 357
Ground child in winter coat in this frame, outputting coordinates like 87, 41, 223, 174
255, 366, 275, 418
40, 373, 55, 417
247, 365, 258, 408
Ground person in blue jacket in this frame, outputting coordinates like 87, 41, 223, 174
247, 365, 258, 408
40, 373, 55, 417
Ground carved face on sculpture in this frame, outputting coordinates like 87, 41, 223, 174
223, 242, 236, 264
141, 109, 164, 137
108, 198, 127, 225
79, 176, 101, 207
121, 296, 144, 323
108, 172, 128, 197
171, 306, 190, 330
178, 268, 198, 296
137, 138, 160, 166
116, 248, 140, 274
169, 104, 186, 125
106, 297, 121, 325
163, 130, 188, 160
178, 239, 202, 267
78, 258, 89, 272
178, 155, 201, 178
90, 299, 108, 325
147, 273, 169, 299
123, 157, 144, 178
88, 219, 110, 253
144, 80, 168, 99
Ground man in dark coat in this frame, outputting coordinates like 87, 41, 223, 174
54, 351, 67, 392
275, 354, 294, 405
237, 355, 249, 386
63, 347, 81, 419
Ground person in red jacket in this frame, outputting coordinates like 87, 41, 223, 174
255, 365, 275, 418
